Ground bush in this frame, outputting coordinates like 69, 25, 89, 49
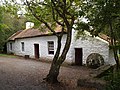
104, 70, 120, 90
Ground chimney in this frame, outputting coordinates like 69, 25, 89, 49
26, 22, 34, 29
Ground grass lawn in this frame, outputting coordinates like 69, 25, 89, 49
0, 54, 17, 58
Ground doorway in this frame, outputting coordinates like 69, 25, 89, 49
34, 44, 39, 59
75, 48, 83, 66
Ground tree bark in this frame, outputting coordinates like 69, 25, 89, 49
113, 47, 119, 69
44, 26, 72, 83
44, 0, 75, 83
45, 62, 61, 83
109, 20, 119, 69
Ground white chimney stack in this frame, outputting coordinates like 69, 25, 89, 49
26, 22, 34, 29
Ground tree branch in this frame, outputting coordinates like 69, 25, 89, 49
26, 0, 57, 35
52, 0, 71, 29
51, 5, 64, 26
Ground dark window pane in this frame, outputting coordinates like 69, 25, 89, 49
48, 41, 54, 55
21, 42, 24, 51
10, 43, 12, 50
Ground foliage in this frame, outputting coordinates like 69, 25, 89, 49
25, 12, 41, 28
89, 0, 119, 35
103, 70, 120, 90
75, 0, 120, 36
0, 5, 26, 52
24, 0, 85, 83
25, 0, 82, 31
76, 0, 120, 68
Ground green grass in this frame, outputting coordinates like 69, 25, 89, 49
0, 54, 17, 58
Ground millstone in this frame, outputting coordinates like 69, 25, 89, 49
86, 53, 104, 69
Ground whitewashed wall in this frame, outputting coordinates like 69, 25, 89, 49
7, 30, 111, 65
72, 37, 109, 64
13, 36, 58, 59
7, 35, 72, 62
7, 41, 15, 54
62, 30, 110, 64
109, 49, 116, 65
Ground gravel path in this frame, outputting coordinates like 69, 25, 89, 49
0, 56, 93, 90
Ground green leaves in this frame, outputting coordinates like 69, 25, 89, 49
75, 21, 89, 31
24, 0, 83, 36
0, 5, 26, 52
82, 0, 120, 35
79, 0, 120, 66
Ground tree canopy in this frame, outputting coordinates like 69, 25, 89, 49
0, 4, 26, 52
24, 0, 85, 83
77, 0, 120, 68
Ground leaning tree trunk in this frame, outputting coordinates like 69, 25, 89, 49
45, 27, 72, 83
44, 35, 62, 83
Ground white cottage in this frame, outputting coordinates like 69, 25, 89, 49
7, 24, 116, 65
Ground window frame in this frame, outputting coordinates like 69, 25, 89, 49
48, 41, 54, 55
10, 42, 12, 51
21, 42, 25, 52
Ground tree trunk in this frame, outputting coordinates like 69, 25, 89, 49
113, 47, 119, 69
44, 26, 72, 83
44, 35, 62, 83
45, 62, 61, 83
109, 20, 119, 69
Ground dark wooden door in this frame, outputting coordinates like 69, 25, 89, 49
75, 48, 83, 66
34, 44, 39, 59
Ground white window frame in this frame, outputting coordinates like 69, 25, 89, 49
48, 41, 54, 55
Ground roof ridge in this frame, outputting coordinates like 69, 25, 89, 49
7, 26, 63, 41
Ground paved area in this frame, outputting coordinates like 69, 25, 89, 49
0, 56, 93, 90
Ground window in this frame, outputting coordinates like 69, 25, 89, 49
21, 42, 24, 51
48, 41, 54, 55
10, 43, 12, 50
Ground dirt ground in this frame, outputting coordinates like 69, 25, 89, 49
0, 56, 96, 90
